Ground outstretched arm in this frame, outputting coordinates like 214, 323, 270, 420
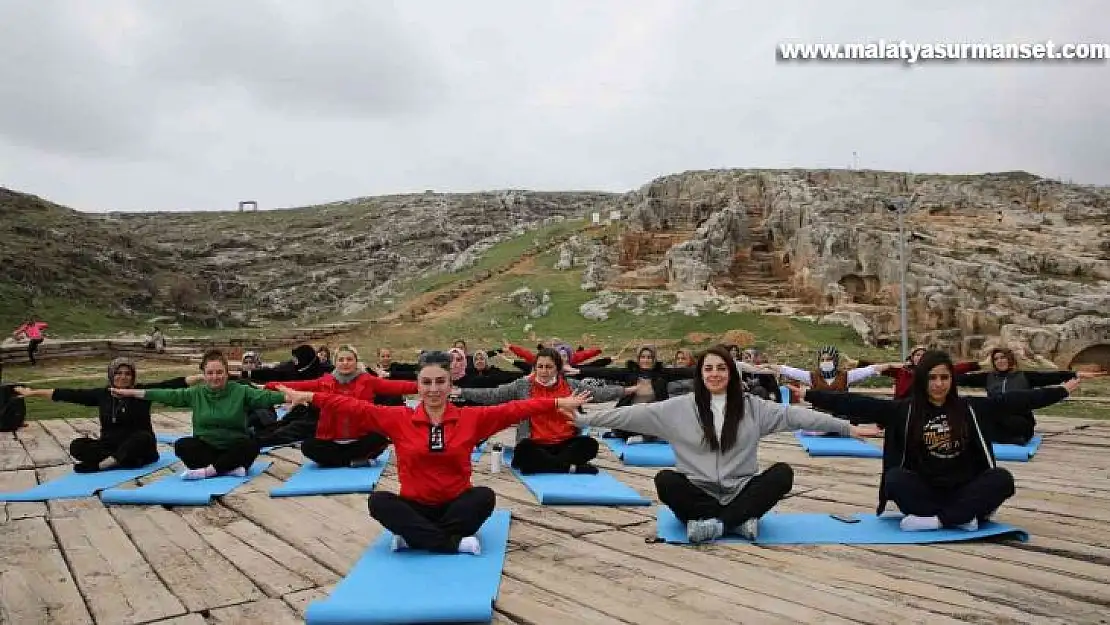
458, 379, 529, 405
803, 390, 895, 428
751, 397, 875, 438
284, 390, 407, 439
18, 386, 98, 406
970, 382, 1074, 418
472, 394, 590, 440
575, 396, 685, 439
124, 387, 195, 408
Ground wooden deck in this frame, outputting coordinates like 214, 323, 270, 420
3, 412, 1110, 625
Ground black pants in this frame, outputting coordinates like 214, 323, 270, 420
885, 467, 1015, 526
605, 429, 661, 443
301, 433, 390, 468
511, 436, 598, 474
27, 338, 43, 365
368, 487, 495, 553
70, 431, 158, 469
174, 436, 260, 473
655, 464, 794, 528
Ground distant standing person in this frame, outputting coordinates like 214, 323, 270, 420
144, 326, 166, 353
13, 319, 48, 365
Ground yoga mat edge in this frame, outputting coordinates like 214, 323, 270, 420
270, 450, 391, 497
99, 460, 272, 505
305, 509, 512, 625
654, 506, 1029, 545
0, 453, 179, 502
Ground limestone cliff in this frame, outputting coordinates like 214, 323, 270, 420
588, 169, 1110, 369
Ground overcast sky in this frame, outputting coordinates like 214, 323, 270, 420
1, 1, 1107, 212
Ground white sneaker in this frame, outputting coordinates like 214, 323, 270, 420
224, 467, 247, 478
685, 518, 724, 544
626, 435, 645, 445
956, 518, 979, 532
390, 535, 408, 552
457, 536, 481, 555
899, 515, 941, 532
736, 518, 759, 541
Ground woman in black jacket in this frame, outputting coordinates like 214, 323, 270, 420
805, 350, 1078, 533
576, 345, 694, 443
15, 358, 195, 472
955, 347, 1097, 444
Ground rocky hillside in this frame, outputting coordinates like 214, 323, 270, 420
1, 187, 616, 327
560, 169, 1110, 370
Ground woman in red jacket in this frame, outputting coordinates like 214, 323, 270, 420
885, 345, 980, 399
264, 345, 417, 468
278, 351, 590, 555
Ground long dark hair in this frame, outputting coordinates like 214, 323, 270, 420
692, 345, 745, 452
906, 350, 968, 450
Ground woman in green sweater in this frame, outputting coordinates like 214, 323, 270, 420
111, 349, 287, 480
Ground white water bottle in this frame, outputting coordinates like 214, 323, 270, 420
490, 443, 503, 473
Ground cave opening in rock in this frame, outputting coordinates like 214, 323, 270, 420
1069, 343, 1110, 373
837, 274, 881, 304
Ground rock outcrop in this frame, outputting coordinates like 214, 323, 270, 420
602, 169, 1110, 367
3, 187, 616, 325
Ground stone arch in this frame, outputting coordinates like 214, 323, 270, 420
1067, 343, 1110, 372
837, 274, 881, 304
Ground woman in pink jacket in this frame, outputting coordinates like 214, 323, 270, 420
13, 320, 48, 365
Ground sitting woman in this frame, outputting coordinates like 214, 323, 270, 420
263, 345, 417, 467
14, 358, 197, 472
457, 348, 632, 474
577, 345, 696, 443
572, 346, 877, 543
955, 347, 1098, 445
112, 350, 288, 480
277, 351, 590, 555
804, 350, 1079, 532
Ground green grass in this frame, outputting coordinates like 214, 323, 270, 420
402, 219, 591, 296
415, 246, 902, 366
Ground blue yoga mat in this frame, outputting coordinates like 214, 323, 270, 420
503, 449, 650, 506
155, 432, 183, 444
992, 435, 1042, 462
600, 438, 676, 467
0, 453, 179, 502
654, 506, 1029, 545
100, 460, 272, 505
306, 509, 512, 624
794, 431, 883, 458
270, 450, 391, 497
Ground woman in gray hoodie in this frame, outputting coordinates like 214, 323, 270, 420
575, 345, 878, 544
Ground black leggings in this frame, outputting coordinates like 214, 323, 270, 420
511, 436, 598, 474
70, 431, 158, 469
301, 433, 390, 468
885, 467, 1015, 526
27, 338, 43, 365
655, 464, 794, 528
368, 487, 495, 553
174, 436, 260, 473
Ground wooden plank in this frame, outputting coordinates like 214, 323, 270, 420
0, 517, 93, 625
0, 469, 46, 522
108, 506, 264, 612
15, 423, 70, 467
145, 615, 206, 625
508, 524, 839, 625
496, 576, 627, 624
178, 506, 318, 598
208, 598, 303, 625
219, 475, 375, 575
51, 507, 186, 624
216, 508, 339, 587
282, 587, 331, 618
0, 434, 34, 471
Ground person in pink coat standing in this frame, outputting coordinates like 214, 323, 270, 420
12, 319, 48, 365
